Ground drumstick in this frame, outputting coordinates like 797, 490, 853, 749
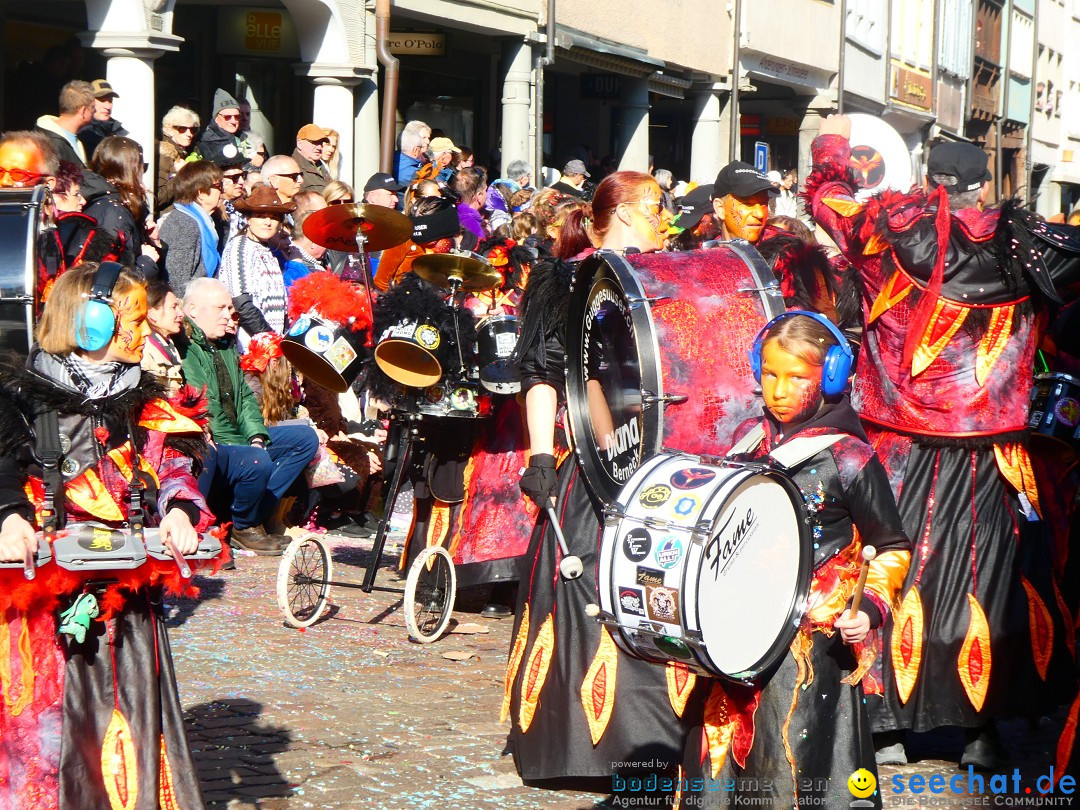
545, 504, 583, 580
163, 536, 193, 579
847, 545, 877, 619
22, 547, 35, 581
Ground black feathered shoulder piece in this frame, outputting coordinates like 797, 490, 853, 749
518, 258, 575, 338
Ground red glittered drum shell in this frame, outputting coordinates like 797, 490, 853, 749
566, 245, 785, 503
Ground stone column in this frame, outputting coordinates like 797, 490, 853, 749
618, 77, 650, 172
354, 78, 381, 188
298, 65, 369, 190
690, 84, 725, 184
500, 39, 533, 178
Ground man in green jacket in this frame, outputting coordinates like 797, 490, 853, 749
180, 278, 318, 554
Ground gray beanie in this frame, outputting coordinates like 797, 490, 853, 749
212, 88, 241, 119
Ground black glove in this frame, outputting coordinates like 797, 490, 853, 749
520, 453, 558, 508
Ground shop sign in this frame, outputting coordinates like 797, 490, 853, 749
740, 51, 834, 92
765, 116, 799, 136
389, 33, 446, 56
740, 114, 762, 136
892, 66, 933, 111
581, 74, 622, 100
217, 7, 300, 58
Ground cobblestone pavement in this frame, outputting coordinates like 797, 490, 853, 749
168, 529, 1074, 810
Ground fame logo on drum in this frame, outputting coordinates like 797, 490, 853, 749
655, 536, 683, 569
646, 585, 680, 624
635, 566, 666, 588
670, 467, 717, 490
622, 528, 652, 562
619, 587, 647, 617
638, 484, 671, 509
704, 506, 759, 580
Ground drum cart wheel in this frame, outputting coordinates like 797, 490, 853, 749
403, 546, 456, 643
277, 535, 333, 628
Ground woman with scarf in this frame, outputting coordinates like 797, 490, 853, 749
156, 105, 201, 215
0, 261, 224, 809
159, 160, 223, 294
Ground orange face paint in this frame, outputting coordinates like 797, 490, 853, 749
760, 339, 823, 426
105, 286, 150, 364
718, 191, 771, 242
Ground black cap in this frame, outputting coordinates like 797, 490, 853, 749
364, 172, 406, 193
411, 198, 461, 244
927, 142, 992, 193
712, 161, 779, 199
672, 184, 715, 231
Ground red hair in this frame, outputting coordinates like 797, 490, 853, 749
554, 207, 593, 259
590, 171, 658, 239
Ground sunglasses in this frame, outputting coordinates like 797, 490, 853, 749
209, 182, 224, 191
173, 125, 197, 134
273, 172, 303, 181
219, 113, 241, 121
0, 167, 45, 186
223, 173, 245, 183
328, 198, 354, 206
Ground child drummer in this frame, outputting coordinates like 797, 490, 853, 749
681, 311, 911, 809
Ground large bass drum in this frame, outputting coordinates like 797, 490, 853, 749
566, 244, 785, 503
0, 187, 48, 355
598, 452, 811, 682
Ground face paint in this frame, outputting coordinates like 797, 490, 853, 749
626, 185, 671, 252
717, 191, 771, 242
105, 286, 150, 364
760, 339, 823, 426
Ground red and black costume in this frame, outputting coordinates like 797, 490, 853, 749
806, 132, 1080, 735
0, 354, 224, 810
684, 399, 910, 809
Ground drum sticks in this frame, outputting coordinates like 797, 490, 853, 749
847, 545, 877, 619
545, 505, 584, 580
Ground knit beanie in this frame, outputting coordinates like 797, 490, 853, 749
212, 88, 241, 119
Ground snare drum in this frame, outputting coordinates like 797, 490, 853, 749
416, 378, 493, 419
476, 314, 520, 394
598, 452, 811, 682
1028, 373, 1080, 451
566, 245, 785, 503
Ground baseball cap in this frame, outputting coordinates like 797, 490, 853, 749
91, 79, 118, 99
712, 161, 779, 199
364, 172, 406, 193
563, 159, 590, 178
927, 142, 992, 192
297, 124, 330, 142
671, 184, 715, 231
430, 137, 461, 154
411, 198, 461, 244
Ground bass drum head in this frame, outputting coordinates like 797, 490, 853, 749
847, 114, 915, 201
695, 472, 810, 681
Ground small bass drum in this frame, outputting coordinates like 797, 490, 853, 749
475, 314, 520, 394
0, 187, 49, 356
598, 452, 811, 682
566, 245, 785, 503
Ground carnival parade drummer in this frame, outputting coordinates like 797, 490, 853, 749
680, 312, 911, 809
505, 171, 703, 797
0, 261, 224, 809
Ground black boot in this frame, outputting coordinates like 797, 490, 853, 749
961, 723, 1010, 771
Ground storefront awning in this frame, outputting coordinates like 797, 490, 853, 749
553, 26, 663, 78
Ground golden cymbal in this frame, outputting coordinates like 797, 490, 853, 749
412, 252, 503, 292
303, 203, 413, 252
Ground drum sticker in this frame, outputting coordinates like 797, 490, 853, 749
414, 324, 441, 350
424, 385, 445, 404
288, 315, 311, 337
672, 496, 699, 518
1029, 411, 1044, 429
618, 587, 647, 618
670, 467, 717, 490
638, 484, 672, 509
1054, 397, 1080, 428
646, 585, 681, 625
78, 527, 125, 553
325, 337, 357, 373
622, 528, 652, 562
495, 332, 517, 358
654, 536, 683, 570
304, 325, 335, 354
636, 566, 666, 588
704, 505, 760, 580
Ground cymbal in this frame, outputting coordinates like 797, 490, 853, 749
303, 203, 413, 252
412, 252, 503, 292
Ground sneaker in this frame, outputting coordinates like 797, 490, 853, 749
874, 731, 908, 766
231, 525, 291, 556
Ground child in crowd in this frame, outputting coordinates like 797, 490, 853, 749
682, 311, 911, 810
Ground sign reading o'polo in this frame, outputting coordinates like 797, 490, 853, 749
389, 33, 446, 56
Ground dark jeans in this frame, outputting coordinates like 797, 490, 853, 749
198, 425, 319, 529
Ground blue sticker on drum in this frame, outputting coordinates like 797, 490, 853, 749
635, 566, 665, 588
673, 496, 699, 518
622, 528, 652, 562
670, 467, 717, 490
288, 315, 311, 337
1055, 397, 1080, 428
618, 587, 647, 618
655, 536, 683, 569
304, 325, 334, 353
646, 585, 681, 624
638, 484, 671, 509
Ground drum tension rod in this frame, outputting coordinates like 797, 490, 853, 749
625, 295, 671, 310
641, 391, 688, 408
736, 285, 784, 297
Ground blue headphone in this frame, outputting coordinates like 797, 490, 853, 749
749, 310, 854, 399
75, 261, 124, 352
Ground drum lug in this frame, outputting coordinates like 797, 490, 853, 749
736, 283, 784, 298
641, 391, 689, 409
625, 295, 671, 310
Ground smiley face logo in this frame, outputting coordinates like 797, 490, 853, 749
847, 768, 877, 799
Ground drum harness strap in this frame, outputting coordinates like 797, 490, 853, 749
724, 424, 848, 470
